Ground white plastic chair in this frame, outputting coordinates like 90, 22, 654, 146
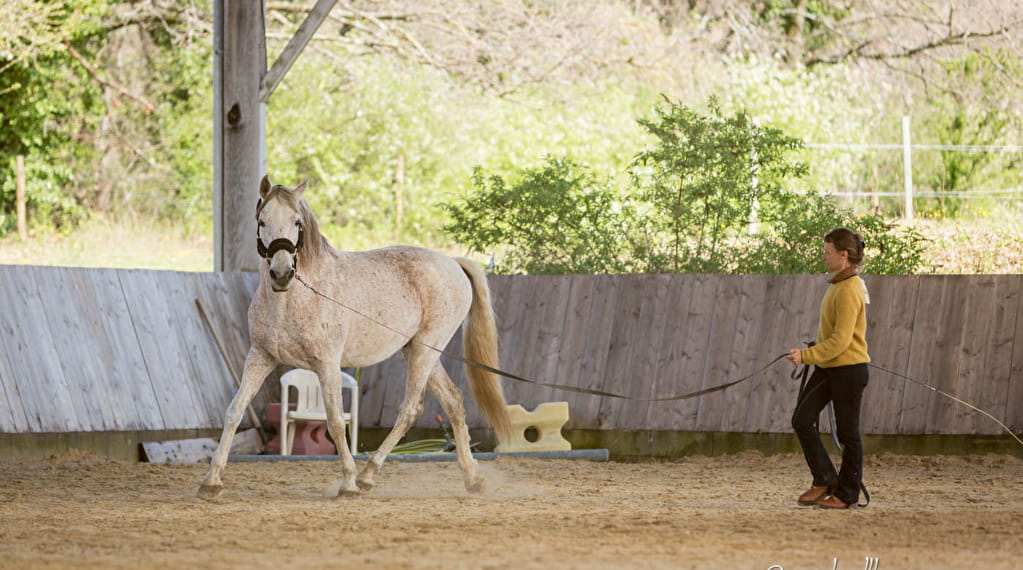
279, 369, 359, 455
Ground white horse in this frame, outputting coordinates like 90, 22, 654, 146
198, 175, 512, 498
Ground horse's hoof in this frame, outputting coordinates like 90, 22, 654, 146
337, 488, 361, 499
466, 477, 486, 494
356, 478, 375, 492
197, 483, 223, 500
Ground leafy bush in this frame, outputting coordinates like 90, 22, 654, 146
442, 156, 638, 274
630, 95, 808, 272
444, 96, 927, 275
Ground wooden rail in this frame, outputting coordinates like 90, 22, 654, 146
361, 274, 1023, 436
0, 268, 1019, 438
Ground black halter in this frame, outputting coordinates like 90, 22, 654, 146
256, 225, 304, 262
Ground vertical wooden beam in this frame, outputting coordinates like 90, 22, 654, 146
214, 0, 267, 272
15, 155, 26, 241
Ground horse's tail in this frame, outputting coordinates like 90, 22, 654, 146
455, 257, 512, 444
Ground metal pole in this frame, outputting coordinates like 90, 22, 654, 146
902, 116, 914, 222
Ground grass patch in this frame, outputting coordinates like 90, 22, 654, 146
0, 215, 213, 272
0, 210, 1020, 274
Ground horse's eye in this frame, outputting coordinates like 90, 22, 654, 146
258, 220, 265, 227
294, 221, 301, 227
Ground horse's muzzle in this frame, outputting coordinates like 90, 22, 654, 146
268, 261, 296, 292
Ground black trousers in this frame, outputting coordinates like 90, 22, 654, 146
791, 363, 869, 504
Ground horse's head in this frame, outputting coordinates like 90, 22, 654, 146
256, 175, 309, 292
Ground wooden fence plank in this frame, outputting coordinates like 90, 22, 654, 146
515, 275, 560, 408
166, 271, 239, 427
146, 270, 223, 429
79, 268, 161, 431
762, 275, 821, 433
953, 276, 1004, 435
693, 275, 741, 431
597, 276, 648, 430
924, 276, 969, 434
65, 268, 134, 431
1007, 276, 1023, 433
614, 274, 673, 430
897, 277, 943, 433
981, 276, 1021, 435
553, 275, 599, 429
0, 266, 81, 432
898, 276, 958, 434
669, 274, 720, 430
641, 274, 698, 431
529, 275, 576, 409
0, 280, 30, 431
490, 275, 530, 410
117, 270, 202, 431
34, 267, 120, 431
743, 276, 792, 433
568, 275, 621, 430
861, 275, 917, 434
716, 275, 773, 432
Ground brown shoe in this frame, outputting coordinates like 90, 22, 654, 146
797, 485, 831, 505
815, 495, 855, 509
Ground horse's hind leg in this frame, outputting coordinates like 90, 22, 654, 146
428, 364, 485, 494
356, 346, 434, 492
316, 366, 360, 498
198, 347, 276, 499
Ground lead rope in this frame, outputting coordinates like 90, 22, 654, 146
294, 274, 787, 402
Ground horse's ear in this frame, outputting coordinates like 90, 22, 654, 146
259, 175, 272, 199
293, 180, 308, 199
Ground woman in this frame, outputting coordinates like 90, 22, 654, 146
785, 227, 870, 509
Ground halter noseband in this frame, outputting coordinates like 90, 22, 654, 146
256, 227, 305, 261
255, 195, 306, 266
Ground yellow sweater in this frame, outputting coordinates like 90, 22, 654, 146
800, 273, 870, 368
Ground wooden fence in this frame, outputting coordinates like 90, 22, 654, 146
360, 274, 1023, 437
0, 268, 1020, 438
0, 266, 260, 434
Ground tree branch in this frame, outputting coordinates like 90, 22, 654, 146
64, 40, 156, 114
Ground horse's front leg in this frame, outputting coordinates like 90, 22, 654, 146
198, 347, 276, 500
316, 366, 360, 498
356, 347, 433, 492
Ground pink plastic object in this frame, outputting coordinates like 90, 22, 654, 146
265, 403, 336, 455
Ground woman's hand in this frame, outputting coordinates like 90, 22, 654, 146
785, 348, 803, 366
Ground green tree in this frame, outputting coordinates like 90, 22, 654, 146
630, 95, 808, 273
0, 1, 108, 234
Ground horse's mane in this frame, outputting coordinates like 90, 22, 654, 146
296, 196, 327, 261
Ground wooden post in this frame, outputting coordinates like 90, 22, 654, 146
15, 155, 26, 240
214, 0, 267, 272
394, 155, 405, 233
902, 115, 914, 222
260, 0, 338, 103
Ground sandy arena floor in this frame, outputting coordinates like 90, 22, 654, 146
0, 450, 1020, 569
